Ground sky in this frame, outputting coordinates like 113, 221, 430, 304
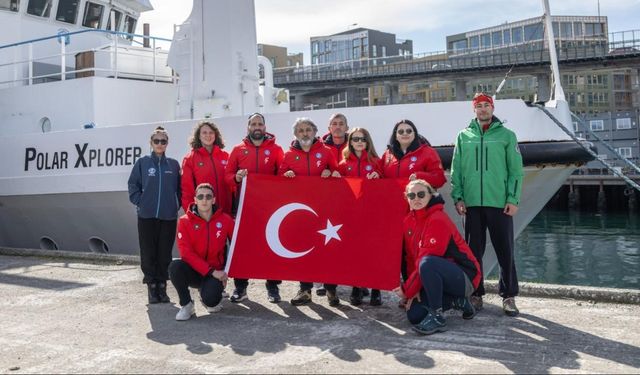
137, 0, 639, 65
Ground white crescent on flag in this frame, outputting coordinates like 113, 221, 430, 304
265, 203, 318, 259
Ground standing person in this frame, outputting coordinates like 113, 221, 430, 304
393, 179, 480, 335
224, 113, 285, 303
169, 183, 234, 321
322, 113, 349, 163
181, 120, 231, 215
279, 117, 340, 306
450, 92, 524, 317
381, 119, 446, 188
128, 126, 181, 304
337, 127, 384, 306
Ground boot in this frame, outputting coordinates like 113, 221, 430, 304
147, 283, 160, 304
157, 282, 171, 303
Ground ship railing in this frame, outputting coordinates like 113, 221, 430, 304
0, 29, 175, 88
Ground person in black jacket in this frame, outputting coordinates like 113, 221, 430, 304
128, 126, 181, 304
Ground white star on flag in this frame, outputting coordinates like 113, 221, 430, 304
317, 219, 343, 245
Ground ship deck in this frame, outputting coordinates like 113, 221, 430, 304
1, 253, 639, 373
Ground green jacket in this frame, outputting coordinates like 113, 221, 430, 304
450, 117, 523, 208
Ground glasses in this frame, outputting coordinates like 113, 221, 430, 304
152, 139, 168, 145
396, 128, 413, 135
195, 194, 213, 201
406, 191, 428, 200
351, 136, 367, 143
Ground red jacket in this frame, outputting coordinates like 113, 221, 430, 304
401, 196, 481, 299
224, 134, 284, 192
337, 151, 382, 177
279, 139, 338, 176
181, 146, 231, 214
176, 205, 235, 276
322, 133, 348, 163
381, 144, 446, 188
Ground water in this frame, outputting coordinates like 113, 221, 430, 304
501, 209, 640, 290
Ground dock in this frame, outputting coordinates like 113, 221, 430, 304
1, 253, 640, 373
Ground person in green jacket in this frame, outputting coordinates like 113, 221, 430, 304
450, 92, 524, 317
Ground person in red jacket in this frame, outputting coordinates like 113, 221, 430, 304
280, 117, 341, 307
381, 119, 446, 188
393, 179, 480, 335
337, 127, 384, 306
181, 121, 231, 215
321, 113, 349, 163
224, 113, 284, 304
169, 183, 235, 321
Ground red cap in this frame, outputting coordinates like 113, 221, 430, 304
472, 93, 494, 108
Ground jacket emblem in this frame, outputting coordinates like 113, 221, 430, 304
147, 167, 156, 176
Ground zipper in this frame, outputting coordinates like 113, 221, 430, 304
205, 221, 210, 261
357, 158, 361, 177
475, 147, 478, 171
306, 152, 311, 176
480, 134, 484, 206
485, 146, 489, 171
209, 154, 219, 196
155, 157, 162, 218
255, 145, 259, 172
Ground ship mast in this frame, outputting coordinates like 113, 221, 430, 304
542, 0, 566, 102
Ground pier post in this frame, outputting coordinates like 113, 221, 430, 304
629, 189, 637, 211
535, 73, 550, 102
568, 182, 579, 209
597, 181, 607, 211
455, 80, 467, 101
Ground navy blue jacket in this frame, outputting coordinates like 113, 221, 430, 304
128, 153, 181, 220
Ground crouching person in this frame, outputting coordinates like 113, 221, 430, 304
393, 179, 481, 335
169, 183, 235, 321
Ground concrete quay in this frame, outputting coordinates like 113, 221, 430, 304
1, 253, 640, 374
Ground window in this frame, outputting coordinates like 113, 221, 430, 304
381, 46, 386, 57
1, 0, 20, 11
616, 118, 632, 129
585, 23, 603, 36
617, 147, 632, 158
82, 2, 103, 29
560, 22, 572, 38
372, 44, 377, 57
469, 35, 479, 50
123, 15, 136, 39
503, 29, 511, 45
481, 33, 491, 48
312, 42, 319, 54
552, 22, 559, 38
573, 22, 583, 37
597, 154, 608, 160
452, 39, 467, 52
106, 8, 122, 31
324, 40, 331, 52
492, 31, 502, 47
55, 0, 79, 24
572, 121, 579, 131
27, 0, 53, 17
511, 27, 523, 43
524, 23, 543, 41
589, 120, 604, 131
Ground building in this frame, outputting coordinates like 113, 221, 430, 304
310, 28, 412, 65
258, 43, 303, 68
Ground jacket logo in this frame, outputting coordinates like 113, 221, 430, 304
407, 229, 412, 236
347, 166, 352, 171
264, 157, 269, 164
216, 222, 222, 229
243, 150, 249, 155
315, 153, 322, 159
515, 144, 521, 154
264, 150, 271, 156
177, 232, 183, 239
194, 224, 200, 230
316, 160, 321, 168
198, 162, 204, 167
408, 163, 415, 170
430, 238, 436, 245
147, 167, 156, 176
216, 230, 221, 238
365, 165, 372, 171
295, 156, 300, 161
410, 156, 417, 162
221, 160, 228, 165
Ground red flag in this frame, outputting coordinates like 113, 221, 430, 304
226, 175, 407, 290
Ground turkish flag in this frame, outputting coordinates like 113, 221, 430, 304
226, 175, 407, 290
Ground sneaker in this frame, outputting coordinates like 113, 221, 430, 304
452, 297, 476, 320
503, 297, 519, 317
315, 286, 327, 296
369, 289, 382, 306
290, 289, 312, 306
267, 287, 281, 303
412, 310, 447, 335
349, 287, 363, 306
204, 301, 223, 313
229, 288, 248, 303
470, 295, 483, 311
221, 290, 229, 298
327, 290, 340, 307
175, 301, 195, 321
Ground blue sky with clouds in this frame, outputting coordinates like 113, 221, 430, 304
138, 0, 639, 64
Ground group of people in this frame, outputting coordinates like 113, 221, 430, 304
127, 92, 524, 335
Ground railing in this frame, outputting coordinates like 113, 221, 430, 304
0, 29, 174, 88
274, 31, 640, 85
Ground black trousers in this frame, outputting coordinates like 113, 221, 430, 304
137, 217, 176, 284
465, 207, 519, 298
234, 278, 281, 290
168, 259, 224, 307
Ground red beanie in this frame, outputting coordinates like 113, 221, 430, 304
472, 93, 494, 108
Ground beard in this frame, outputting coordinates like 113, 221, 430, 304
298, 138, 313, 147
249, 130, 264, 141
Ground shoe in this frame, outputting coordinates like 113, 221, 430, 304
290, 289, 312, 306
412, 309, 447, 335
503, 297, 520, 317
175, 301, 195, 321
267, 286, 281, 303
147, 283, 160, 304
229, 288, 248, 303
470, 295, 483, 311
221, 290, 229, 298
362, 288, 370, 297
327, 289, 340, 307
453, 297, 476, 319
315, 286, 327, 296
203, 300, 223, 313
350, 287, 363, 306
398, 298, 408, 309
369, 289, 382, 306
156, 282, 171, 303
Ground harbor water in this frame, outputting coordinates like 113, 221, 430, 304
507, 209, 640, 290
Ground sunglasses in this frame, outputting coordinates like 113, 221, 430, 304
195, 194, 214, 201
351, 136, 367, 143
152, 139, 168, 145
397, 128, 413, 135
407, 191, 428, 200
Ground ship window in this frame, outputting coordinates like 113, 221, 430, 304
27, 0, 52, 17
106, 9, 122, 31
123, 15, 136, 39
1, 0, 20, 12
55, 0, 78, 24
82, 2, 103, 29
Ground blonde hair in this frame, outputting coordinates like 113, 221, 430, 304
150, 126, 168, 140
405, 179, 437, 196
